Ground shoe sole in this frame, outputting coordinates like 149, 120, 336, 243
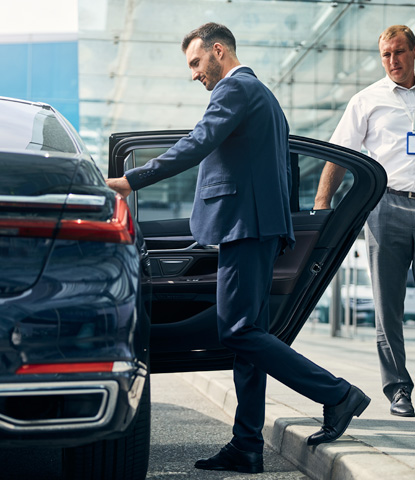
236, 465, 264, 474
390, 410, 415, 417
195, 464, 264, 473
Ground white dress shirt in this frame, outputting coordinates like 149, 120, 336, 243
225, 65, 248, 78
330, 75, 415, 191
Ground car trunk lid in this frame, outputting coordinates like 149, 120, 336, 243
0, 151, 79, 295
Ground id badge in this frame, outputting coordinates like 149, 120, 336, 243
407, 132, 415, 155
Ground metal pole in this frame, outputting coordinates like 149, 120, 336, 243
344, 254, 351, 337
330, 270, 342, 337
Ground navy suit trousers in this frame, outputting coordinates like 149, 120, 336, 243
217, 237, 350, 453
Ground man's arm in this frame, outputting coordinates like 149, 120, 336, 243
314, 92, 368, 210
313, 162, 346, 210
106, 77, 247, 194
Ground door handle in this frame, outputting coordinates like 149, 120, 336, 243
148, 241, 199, 254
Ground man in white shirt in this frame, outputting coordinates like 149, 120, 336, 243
314, 24, 415, 417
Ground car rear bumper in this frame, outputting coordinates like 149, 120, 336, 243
0, 364, 147, 447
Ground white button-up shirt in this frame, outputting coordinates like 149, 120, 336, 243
225, 65, 248, 78
330, 75, 415, 191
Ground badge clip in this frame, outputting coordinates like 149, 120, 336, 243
407, 132, 415, 155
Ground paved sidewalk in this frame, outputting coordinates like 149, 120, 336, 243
180, 322, 415, 480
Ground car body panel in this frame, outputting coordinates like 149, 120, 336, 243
0, 98, 151, 449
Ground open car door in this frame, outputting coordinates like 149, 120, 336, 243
108, 131, 387, 373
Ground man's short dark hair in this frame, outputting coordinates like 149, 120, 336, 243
181, 23, 236, 54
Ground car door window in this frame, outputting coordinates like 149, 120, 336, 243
298, 153, 353, 211
131, 147, 198, 222
128, 147, 354, 218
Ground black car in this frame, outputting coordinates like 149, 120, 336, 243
0, 98, 151, 479
0, 97, 387, 480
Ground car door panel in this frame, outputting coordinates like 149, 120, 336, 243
108, 131, 387, 373
143, 211, 331, 292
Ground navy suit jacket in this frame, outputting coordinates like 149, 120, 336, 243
126, 67, 295, 248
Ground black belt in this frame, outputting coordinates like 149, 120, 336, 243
386, 187, 415, 199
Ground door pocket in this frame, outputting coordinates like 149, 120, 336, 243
150, 257, 192, 277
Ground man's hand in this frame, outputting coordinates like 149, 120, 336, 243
106, 176, 132, 198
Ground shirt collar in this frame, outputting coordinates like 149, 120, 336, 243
225, 65, 248, 78
384, 74, 415, 92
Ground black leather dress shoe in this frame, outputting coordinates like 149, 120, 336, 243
390, 387, 415, 417
194, 443, 264, 473
307, 385, 371, 446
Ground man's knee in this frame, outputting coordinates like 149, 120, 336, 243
218, 325, 243, 350
218, 328, 233, 348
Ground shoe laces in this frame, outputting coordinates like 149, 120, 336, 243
322, 404, 336, 429
394, 387, 411, 403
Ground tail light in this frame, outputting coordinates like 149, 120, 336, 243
0, 193, 135, 244
58, 194, 135, 244
16, 362, 114, 374
15, 361, 135, 374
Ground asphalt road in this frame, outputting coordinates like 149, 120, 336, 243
0, 444, 61, 479
0, 372, 309, 479
148, 372, 309, 480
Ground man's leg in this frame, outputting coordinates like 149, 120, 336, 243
194, 238, 274, 472
217, 237, 350, 410
196, 236, 370, 470
232, 355, 267, 453
365, 193, 414, 402
216, 237, 277, 453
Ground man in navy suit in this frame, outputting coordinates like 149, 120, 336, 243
107, 23, 371, 473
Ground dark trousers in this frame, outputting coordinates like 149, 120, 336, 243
217, 236, 350, 453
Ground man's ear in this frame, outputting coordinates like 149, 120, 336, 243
213, 42, 224, 58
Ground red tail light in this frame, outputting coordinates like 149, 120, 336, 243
58, 195, 135, 244
16, 362, 114, 374
0, 194, 135, 244
0, 219, 56, 238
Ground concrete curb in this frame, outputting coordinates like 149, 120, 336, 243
179, 371, 415, 480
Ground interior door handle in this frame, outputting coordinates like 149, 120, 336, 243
148, 242, 219, 254
148, 241, 199, 254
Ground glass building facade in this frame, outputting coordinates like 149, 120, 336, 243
0, 35, 79, 130
78, 0, 415, 174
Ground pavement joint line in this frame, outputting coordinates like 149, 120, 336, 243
178, 371, 415, 480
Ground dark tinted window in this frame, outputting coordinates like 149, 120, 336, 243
298, 154, 353, 211
0, 155, 77, 196
130, 143, 354, 220
132, 147, 198, 221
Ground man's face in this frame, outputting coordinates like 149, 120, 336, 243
379, 32, 415, 89
186, 38, 223, 91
